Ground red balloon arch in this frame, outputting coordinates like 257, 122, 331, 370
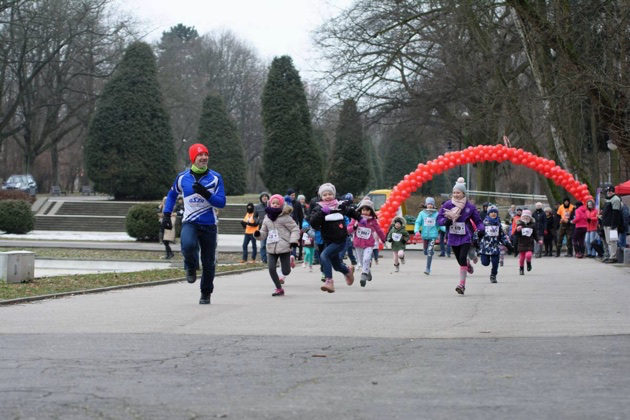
377, 144, 593, 232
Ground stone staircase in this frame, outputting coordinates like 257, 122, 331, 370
34, 198, 247, 233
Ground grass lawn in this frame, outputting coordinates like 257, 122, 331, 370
0, 247, 264, 302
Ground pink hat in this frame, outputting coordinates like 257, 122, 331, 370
521, 209, 532, 218
269, 194, 284, 207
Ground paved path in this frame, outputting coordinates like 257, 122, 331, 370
1, 252, 629, 419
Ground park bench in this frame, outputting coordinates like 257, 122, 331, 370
81, 185, 94, 195
50, 185, 66, 196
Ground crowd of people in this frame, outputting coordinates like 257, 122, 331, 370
163, 144, 628, 303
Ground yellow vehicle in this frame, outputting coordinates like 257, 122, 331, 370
363, 189, 420, 242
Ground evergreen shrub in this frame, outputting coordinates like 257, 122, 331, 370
126, 204, 160, 241
0, 200, 34, 234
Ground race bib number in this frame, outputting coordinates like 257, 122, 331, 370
187, 196, 208, 211
423, 218, 436, 227
486, 226, 499, 237
356, 226, 372, 240
522, 227, 533, 237
267, 229, 280, 244
391, 232, 402, 242
449, 222, 466, 235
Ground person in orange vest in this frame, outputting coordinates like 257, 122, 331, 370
556, 197, 575, 257
241, 202, 259, 263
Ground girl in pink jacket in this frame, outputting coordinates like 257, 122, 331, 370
571, 201, 588, 258
347, 199, 386, 287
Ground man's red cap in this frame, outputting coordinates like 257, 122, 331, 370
189, 143, 209, 163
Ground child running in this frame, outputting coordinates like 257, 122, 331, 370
301, 219, 315, 271
387, 216, 410, 272
437, 177, 484, 295
254, 194, 300, 296
514, 209, 541, 275
347, 199, 387, 287
309, 183, 360, 293
478, 205, 513, 283
413, 197, 444, 275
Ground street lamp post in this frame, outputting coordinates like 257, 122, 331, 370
607, 139, 617, 184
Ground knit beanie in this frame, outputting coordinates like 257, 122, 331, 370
452, 177, 466, 194
188, 143, 208, 163
269, 194, 285, 207
521, 209, 532, 220
425, 197, 436, 206
318, 183, 336, 198
357, 199, 376, 214
488, 205, 499, 215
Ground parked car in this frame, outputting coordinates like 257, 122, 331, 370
2, 174, 37, 196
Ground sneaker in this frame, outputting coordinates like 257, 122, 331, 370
526, 261, 532, 271
302, 262, 306, 268
199, 292, 211, 304
240, 260, 246, 264
186, 270, 197, 284
272, 288, 284, 296
360, 273, 368, 287
467, 262, 474, 274
374, 259, 379, 265
455, 284, 465, 295
519, 267, 524, 275
248, 260, 256, 264
603, 258, 618, 264
490, 274, 497, 283
439, 253, 445, 257
279, 277, 285, 285
500, 260, 504, 267
321, 278, 335, 293
309, 265, 313, 272
367, 272, 372, 281
344, 269, 354, 286
400, 255, 405, 264
290, 255, 296, 268
424, 270, 430, 275
394, 263, 399, 272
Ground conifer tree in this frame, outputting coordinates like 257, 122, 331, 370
261, 56, 322, 196
85, 41, 175, 199
197, 94, 246, 195
328, 99, 369, 196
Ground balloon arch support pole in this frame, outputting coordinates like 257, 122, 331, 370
377, 144, 592, 231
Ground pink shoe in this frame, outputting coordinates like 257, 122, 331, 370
344, 269, 354, 286
272, 288, 284, 296
290, 255, 296, 268
466, 262, 474, 274
321, 278, 335, 293
279, 277, 285, 284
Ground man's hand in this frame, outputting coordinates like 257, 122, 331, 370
161, 213, 173, 230
193, 182, 211, 199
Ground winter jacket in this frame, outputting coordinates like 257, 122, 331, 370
414, 209, 445, 240
515, 219, 538, 252
348, 217, 386, 248
309, 201, 360, 244
253, 192, 270, 227
585, 208, 599, 232
601, 194, 622, 230
164, 168, 226, 225
571, 206, 588, 229
437, 200, 484, 247
479, 216, 511, 256
386, 224, 410, 252
301, 219, 315, 248
257, 206, 300, 254
533, 209, 546, 236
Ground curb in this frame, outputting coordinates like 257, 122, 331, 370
0, 266, 264, 306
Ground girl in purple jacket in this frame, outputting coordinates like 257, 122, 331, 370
347, 199, 387, 287
437, 177, 484, 295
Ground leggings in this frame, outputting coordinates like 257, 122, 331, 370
268, 252, 291, 289
573, 227, 586, 256
519, 251, 533, 267
355, 247, 374, 274
304, 247, 314, 265
451, 243, 471, 267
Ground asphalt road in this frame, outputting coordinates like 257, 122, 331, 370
1, 251, 629, 419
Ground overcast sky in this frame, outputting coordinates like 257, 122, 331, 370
116, 0, 353, 76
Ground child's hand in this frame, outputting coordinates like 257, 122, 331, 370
516, 225, 522, 231
358, 217, 368, 226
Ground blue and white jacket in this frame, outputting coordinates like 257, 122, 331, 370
164, 169, 226, 225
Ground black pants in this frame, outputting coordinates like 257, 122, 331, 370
573, 227, 586, 256
557, 223, 573, 255
543, 233, 554, 255
451, 243, 471, 267
268, 252, 291, 289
